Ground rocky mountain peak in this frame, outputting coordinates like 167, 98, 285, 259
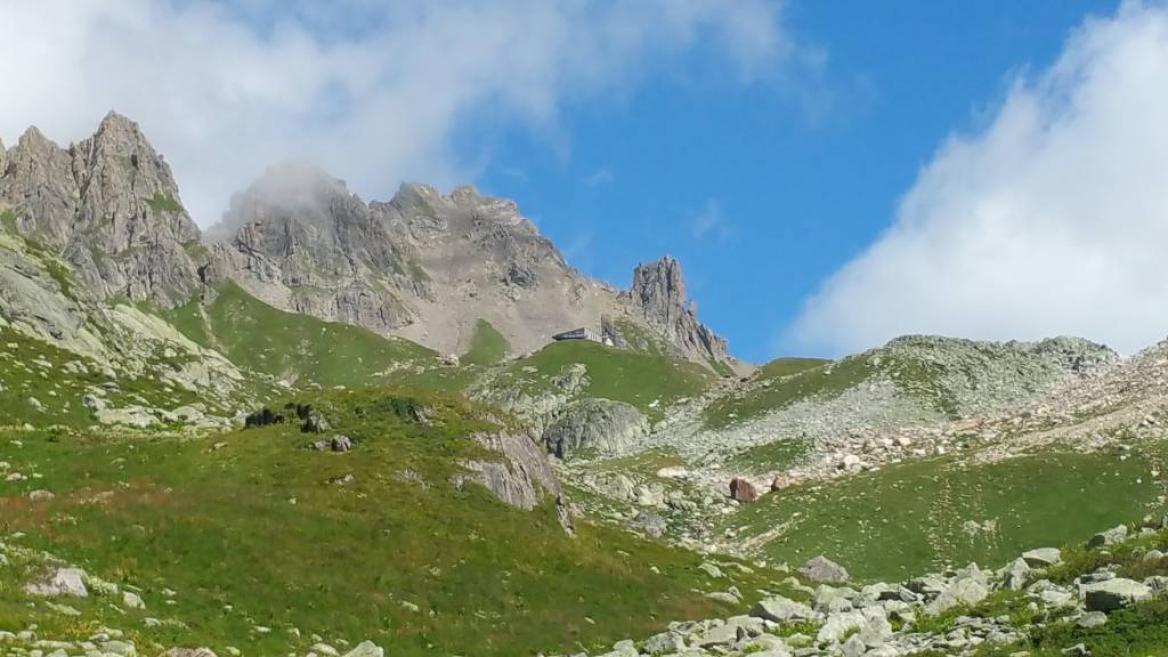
221, 161, 357, 233
210, 165, 427, 335
0, 112, 203, 307
73, 111, 200, 249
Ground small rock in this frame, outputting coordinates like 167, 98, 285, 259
698, 562, 725, 579
1077, 611, 1108, 628
340, 643, 383, 657
1022, 548, 1062, 568
122, 591, 145, 609
729, 477, 757, 502
800, 555, 850, 583
161, 649, 217, 657
1087, 525, 1128, 549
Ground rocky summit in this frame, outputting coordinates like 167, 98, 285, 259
4, 110, 1168, 657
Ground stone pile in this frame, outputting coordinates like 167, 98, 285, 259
557, 525, 1168, 657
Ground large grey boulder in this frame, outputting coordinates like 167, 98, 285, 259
1000, 558, 1031, 591
816, 609, 882, 644
694, 623, 742, 648
642, 630, 686, 654
925, 576, 989, 615
800, 555, 850, 583
1083, 578, 1152, 611
541, 399, 649, 459
750, 595, 817, 624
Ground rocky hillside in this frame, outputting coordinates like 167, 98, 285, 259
9, 109, 1168, 657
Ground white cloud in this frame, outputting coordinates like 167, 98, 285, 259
785, 1, 1168, 356
0, 0, 798, 225
691, 198, 732, 242
583, 168, 615, 188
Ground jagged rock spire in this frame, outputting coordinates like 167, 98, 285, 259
628, 255, 730, 365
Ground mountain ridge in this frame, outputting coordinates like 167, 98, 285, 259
0, 114, 738, 372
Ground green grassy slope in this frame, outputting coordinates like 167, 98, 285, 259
0, 387, 786, 657
703, 355, 868, 428
727, 446, 1168, 582
167, 283, 435, 388
495, 340, 715, 418
461, 319, 509, 366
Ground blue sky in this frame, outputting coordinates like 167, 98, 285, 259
474, 2, 1119, 362
8, 1, 1168, 362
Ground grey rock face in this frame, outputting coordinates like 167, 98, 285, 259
0, 112, 203, 307
209, 163, 423, 334
459, 431, 573, 533
213, 173, 734, 369
542, 399, 649, 459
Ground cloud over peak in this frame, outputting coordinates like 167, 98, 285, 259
0, 0, 800, 226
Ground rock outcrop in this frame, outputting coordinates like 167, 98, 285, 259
458, 431, 574, 533
0, 112, 203, 307
542, 399, 649, 459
